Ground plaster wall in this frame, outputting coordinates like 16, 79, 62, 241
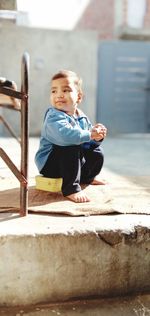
0, 25, 98, 136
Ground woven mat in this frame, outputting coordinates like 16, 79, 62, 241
0, 175, 149, 216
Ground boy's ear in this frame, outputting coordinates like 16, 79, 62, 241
77, 92, 83, 104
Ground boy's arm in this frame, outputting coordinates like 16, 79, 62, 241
44, 112, 91, 146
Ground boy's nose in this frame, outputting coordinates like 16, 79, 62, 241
57, 93, 64, 98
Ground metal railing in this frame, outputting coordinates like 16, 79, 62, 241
0, 52, 29, 216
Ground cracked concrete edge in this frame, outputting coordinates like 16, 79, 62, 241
0, 294, 150, 316
0, 224, 149, 248
95, 225, 150, 247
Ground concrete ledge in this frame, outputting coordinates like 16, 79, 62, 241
0, 294, 150, 316
0, 213, 149, 306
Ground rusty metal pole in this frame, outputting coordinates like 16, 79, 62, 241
20, 52, 29, 216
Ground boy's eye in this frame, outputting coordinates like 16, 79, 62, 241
51, 90, 56, 93
64, 89, 71, 92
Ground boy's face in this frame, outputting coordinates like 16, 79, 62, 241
50, 77, 82, 115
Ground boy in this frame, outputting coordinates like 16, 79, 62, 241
35, 70, 107, 203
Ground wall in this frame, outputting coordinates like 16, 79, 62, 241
0, 25, 98, 136
0, 0, 17, 10
76, 0, 115, 39
144, 0, 150, 27
115, 0, 150, 40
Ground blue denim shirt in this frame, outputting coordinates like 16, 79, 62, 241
35, 105, 94, 172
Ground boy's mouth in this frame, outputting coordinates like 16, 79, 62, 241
56, 101, 66, 104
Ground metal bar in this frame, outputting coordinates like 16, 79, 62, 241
0, 115, 21, 144
0, 53, 29, 216
0, 148, 27, 184
20, 52, 29, 216
0, 86, 26, 100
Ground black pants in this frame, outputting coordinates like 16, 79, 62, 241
41, 143, 104, 197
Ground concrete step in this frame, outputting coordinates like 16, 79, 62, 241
0, 213, 150, 306
0, 294, 150, 316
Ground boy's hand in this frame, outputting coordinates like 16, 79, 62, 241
91, 123, 107, 141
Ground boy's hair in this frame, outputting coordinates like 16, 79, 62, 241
51, 70, 83, 94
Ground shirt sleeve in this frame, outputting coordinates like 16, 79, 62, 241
43, 111, 91, 146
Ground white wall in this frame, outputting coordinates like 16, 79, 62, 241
0, 25, 98, 136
